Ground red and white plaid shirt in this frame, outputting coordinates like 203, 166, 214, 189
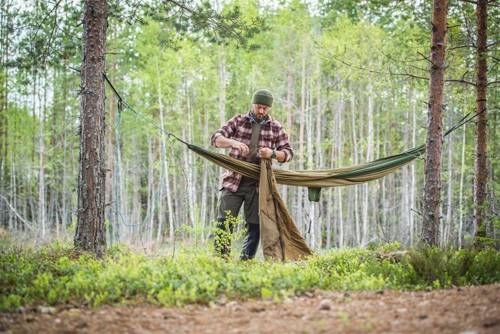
211, 112, 294, 192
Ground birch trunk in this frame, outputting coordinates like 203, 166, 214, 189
105, 57, 116, 243
38, 74, 46, 239
350, 87, 360, 246
409, 92, 417, 245
362, 84, 374, 246
157, 94, 173, 244
337, 95, 345, 248
458, 126, 466, 248
444, 133, 453, 246
147, 137, 155, 244
296, 52, 306, 233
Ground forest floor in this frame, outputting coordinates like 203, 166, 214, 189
1, 283, 499, 334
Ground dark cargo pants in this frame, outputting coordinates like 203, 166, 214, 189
214, 182, 260, 260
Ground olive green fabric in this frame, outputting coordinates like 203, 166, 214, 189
188, 144, 424, 189
258, 159, 312, 261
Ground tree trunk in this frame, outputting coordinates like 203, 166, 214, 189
0, 0, 10, 228
337, 95, 344, 248
157, 77, 173, 245
473, 0, 488, 245
362, 84, 374, 246
75, 0, 108, 256
458, 125, 466, 248
283, 68, 293, 205
296, 52, 306, 234
444, 131, 453, 247
350, 86, 360, 246
410, 92, 417, 246
200, 111, 209, 240
422, 0, 448, 246
147, 137, 155, 244
218, 45, 226, 127
104, 56, 116, 244
38, 73, 46, 239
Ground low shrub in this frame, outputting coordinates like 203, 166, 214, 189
0, 243, 498, 311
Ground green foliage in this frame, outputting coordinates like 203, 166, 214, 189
1, 243, 499, 311
405, 247, 500, 287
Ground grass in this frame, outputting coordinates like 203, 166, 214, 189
0, 240, 499, 311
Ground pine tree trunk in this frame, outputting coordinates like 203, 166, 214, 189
422, 0, 448, 246
473, 0, 488, 245
75, 0, 107, 256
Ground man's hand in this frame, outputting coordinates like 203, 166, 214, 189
259, 147, 273, 159
231, 140, 250, 157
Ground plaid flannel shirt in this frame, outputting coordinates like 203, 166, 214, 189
211, 112, 294, 192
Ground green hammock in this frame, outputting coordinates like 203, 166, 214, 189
188, 144, 424, 202
187, 111, 475, 202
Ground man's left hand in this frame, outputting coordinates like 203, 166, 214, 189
259, 147, 273, 159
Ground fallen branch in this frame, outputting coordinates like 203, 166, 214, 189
0, 194, 35, 231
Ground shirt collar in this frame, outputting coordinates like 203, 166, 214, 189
245, 111, 272, 125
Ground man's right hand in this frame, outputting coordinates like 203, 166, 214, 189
231, 140, 249, 157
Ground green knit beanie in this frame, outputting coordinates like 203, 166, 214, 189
252, 89, 273, 107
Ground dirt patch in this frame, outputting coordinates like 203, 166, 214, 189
1, 284, 499, 333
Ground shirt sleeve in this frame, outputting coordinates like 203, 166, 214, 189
276, 126, 293, 163
210, 115, 240, 147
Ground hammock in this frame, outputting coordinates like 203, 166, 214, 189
186, 110, 475, 261
188, 143, 424, 261
187, 110, 474, 203
188, 144, 425, 202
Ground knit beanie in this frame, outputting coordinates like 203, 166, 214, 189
252, 89, 273, 107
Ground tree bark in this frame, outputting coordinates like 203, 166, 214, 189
104, 55, 116, 244
458, 125, 466, 248
473, 0, 488, 246
422, 0, 448, 246
410, 92, 417, 246
75, 0, 108, 256
362, 84, 374, 246
444, 131, 453, 247
38, 73, 46, 239
337, 95, 344, 248
350, 86, 360, 246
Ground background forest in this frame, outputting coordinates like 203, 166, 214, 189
0, 0, 498, 252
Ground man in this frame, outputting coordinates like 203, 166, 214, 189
210, 89, 294, 260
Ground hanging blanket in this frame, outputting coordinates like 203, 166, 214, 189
258, 159, 312, 261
